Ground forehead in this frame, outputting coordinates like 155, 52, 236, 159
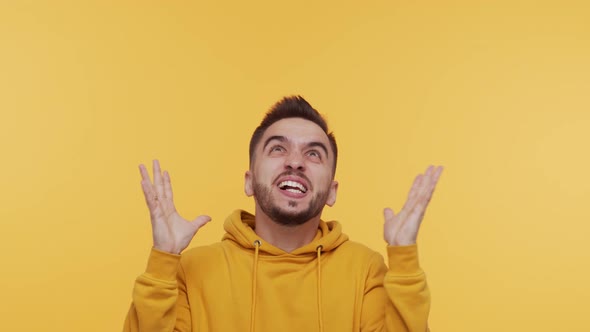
261, 117, 330, 148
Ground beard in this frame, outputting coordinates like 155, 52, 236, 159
252, 175, 330, 227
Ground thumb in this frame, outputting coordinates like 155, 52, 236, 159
190, 215, 212, 230
383, 208, 396, 223
383, 208, 398, 244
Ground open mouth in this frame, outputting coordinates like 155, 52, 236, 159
278, 180, 308, 194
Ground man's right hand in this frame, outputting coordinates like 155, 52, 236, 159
139, 160, 211, 254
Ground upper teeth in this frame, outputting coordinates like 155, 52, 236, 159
278, 180, 307, 193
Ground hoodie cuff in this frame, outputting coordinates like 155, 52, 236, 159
145, 247, 181, 280
386, 244, 422, 276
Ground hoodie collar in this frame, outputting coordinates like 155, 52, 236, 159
222, 210, 348, 255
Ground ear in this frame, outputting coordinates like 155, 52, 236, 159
244, 170, 254, 197
325, 180, 338, 207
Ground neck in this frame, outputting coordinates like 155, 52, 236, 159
253, 206, 321, 253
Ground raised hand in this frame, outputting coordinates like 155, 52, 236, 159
383, 165, 443, 246
139, 160, 211, 254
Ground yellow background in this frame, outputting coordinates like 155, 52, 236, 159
1, 1, 589, 331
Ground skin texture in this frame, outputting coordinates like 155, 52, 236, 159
383, 165, 444, 246
244, 118, 338, 251
138, 118, 443, 254
139, 160, 211, 254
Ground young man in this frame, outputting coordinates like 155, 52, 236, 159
123, 96, 443, 332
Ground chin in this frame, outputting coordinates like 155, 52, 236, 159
269, 206, 321, 227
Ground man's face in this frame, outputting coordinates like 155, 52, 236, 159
245, 117, 338, 226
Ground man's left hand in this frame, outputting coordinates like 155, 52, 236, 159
383, 165, 444, 246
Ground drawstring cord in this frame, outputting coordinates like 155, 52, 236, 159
316, 245, 324, 332
250, 240, 261, 332
250, 240, 324, 332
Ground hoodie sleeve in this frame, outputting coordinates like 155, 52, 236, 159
123, 248, 191, 332
360, 245, 430, 332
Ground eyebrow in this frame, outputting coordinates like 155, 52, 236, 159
262, 135, 287, 151
262, 135, 329, 158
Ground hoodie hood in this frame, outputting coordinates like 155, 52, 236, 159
222, 209, 349, 255
222, 210, 348, 332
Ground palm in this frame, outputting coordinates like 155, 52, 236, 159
383, 166, 443, 246
139, 160, 211, 254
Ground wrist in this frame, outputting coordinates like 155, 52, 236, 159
386, 237, 416, 246
387, 240, 416, 246
153, 245, 182, 255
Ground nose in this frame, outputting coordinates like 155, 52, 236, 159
284, 151, 305, 171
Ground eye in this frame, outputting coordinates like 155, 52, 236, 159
269, 145, 285, 153
306, 150, 322, 159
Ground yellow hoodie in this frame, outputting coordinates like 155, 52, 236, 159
124, 210, 430, 332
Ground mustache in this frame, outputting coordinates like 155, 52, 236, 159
273, 170, 312, 189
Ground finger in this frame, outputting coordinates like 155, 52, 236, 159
403, 174, 423, 211
139, 164, 152, 183
416, 165, 435, 201
141, 178, 157, 209
139, 164, 156, 205
424, 165, 444, 200
433, 166, 443, 185
398, 166, 440, 216
153, 159, 165, 198
408, 174, 423, 201
163, 171, 174, 201
414, 165, 443, 215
